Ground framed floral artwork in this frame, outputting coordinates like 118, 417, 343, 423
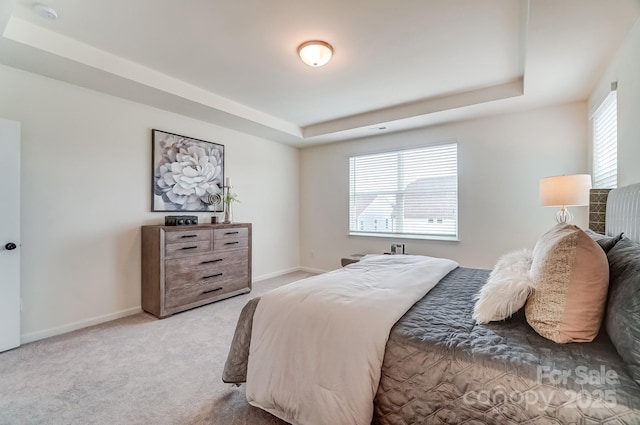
152, 129, 225, 212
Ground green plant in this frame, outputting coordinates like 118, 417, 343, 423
224, 192, 240, 204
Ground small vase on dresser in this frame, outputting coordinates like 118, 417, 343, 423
224, 202, 233, 224
141, 223, 252, 318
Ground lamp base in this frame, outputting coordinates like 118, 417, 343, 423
555, 206, 573, 224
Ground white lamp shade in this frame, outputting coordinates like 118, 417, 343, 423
298, 41, 333, 67
539, 174, 592, 206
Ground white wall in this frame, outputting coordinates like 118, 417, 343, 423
0, 64, 300, 342
589, 17, 640, 187
300, 102, 588, 271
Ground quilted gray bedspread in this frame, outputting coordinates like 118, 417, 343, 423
223, 267, 640, 424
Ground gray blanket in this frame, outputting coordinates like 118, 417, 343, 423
223, 267, 640, 424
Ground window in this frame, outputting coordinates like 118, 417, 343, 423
348, 143, 458, 240
592, 89, 617, 188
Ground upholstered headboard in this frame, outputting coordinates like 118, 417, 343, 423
605, 183, 640, 244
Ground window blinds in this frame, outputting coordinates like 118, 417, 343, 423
349, 143, 458, 239
592, 91, 617, 189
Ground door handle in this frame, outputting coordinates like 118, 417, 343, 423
4, 242, 17, 251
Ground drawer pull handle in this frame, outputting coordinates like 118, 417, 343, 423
203, 273, 223, 279
181, 235, 198, 238
200, 259, 223, 265
225, 241, 239, 245
225, 231, 239, 235
203, 287, 223, 294
181, 246, 198, 250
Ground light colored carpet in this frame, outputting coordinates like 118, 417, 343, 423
0, 271, 316, 425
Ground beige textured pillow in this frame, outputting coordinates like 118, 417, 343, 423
525, 224, 609, 343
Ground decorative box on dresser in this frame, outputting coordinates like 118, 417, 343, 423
141, 223, 252, 318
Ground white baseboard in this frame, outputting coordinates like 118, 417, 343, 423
253, 266, 327, 283
253, 267, 301, 282
21, 306, 142, 344
296, 266, 329, 274
20, 267, 328, 345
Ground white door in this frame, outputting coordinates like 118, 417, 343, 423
0, 117, 20, 352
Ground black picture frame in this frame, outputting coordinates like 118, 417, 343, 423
151, 129, 225, 212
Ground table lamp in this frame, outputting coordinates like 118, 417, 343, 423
539, 174, 592, 223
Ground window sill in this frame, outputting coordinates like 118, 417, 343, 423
348, 232, 459, 242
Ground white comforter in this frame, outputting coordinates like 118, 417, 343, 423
246, 254, 459, 425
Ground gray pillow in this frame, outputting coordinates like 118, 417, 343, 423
606, 237, 640, 385
585, 228, 624, 253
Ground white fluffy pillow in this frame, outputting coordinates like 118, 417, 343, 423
473, 249, 535, 324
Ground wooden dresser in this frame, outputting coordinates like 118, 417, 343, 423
141, 223, 252, 318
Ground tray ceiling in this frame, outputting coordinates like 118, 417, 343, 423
1, 0, 638, 146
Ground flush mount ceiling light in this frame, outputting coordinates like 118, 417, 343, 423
297, 40, 333, 67
33, 3, 58, 20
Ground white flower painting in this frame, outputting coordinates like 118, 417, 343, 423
152, 129, 224, 212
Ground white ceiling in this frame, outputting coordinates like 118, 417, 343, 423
0, 0, 638, 146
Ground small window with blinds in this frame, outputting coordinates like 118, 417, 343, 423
592, 90, 617, 188
349, 143, 458, 240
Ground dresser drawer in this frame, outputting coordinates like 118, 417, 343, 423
214, 236, 248, 252
165, 250, 249, 277
164, 240, 211, 258
165, 269, 249, 308
164, 229, 211, 244
165, 260, 249, 291
214, 227, 249, 240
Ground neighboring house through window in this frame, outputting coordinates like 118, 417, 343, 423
348, 143, 458, 240
592, 85, 617, 188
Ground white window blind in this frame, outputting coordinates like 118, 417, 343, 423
592, 90, 617, 188
349, 143, 458, 239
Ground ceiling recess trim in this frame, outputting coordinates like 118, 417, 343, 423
303, 79, 524, 138
0, 0, 532, 146
2, 16, 302, 138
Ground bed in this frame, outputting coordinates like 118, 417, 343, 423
222, 183, 640, 424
